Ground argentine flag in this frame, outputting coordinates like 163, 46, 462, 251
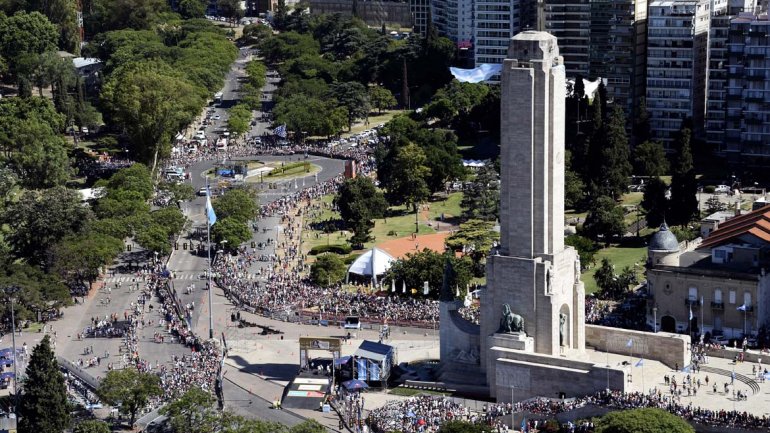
205, 189, 217, 226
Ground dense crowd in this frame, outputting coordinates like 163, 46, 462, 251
367, 387, 770, 433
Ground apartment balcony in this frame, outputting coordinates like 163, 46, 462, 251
711, 301, 724, 310
684, 298, 700, 307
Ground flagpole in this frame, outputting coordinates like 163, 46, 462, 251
208, 217, 214, 339
207, 179, 215, 340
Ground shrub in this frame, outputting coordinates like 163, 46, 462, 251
703, 185, 716, 194
309, 244, 353, 255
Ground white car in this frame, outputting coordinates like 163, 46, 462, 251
715, 185, 731, 194
213, 115, 221, 120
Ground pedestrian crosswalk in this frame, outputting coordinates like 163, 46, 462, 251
103, 271, 264, 283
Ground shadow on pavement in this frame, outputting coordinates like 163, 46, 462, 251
230, 355, 298, 382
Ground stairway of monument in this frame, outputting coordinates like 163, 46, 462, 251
698, 366, 760, 394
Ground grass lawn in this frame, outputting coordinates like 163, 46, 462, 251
388, 387, 448, 397
581, 240, 647, 294
342, 110, 404, 137
246, 163, 321, 183
302, 192, 464, 255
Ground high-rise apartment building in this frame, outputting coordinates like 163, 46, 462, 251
646, 0, 710, 146
542, 0, 591, 77
474, 0, 522, 65
705, 0, 730, 148
412, 0, 432, 33
433, 0, 475, 44
589, 0, 648, 116
723, 13, 770, 158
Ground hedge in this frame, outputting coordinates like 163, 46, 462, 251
309, 244, 353, 255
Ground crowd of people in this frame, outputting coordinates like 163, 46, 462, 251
367, 386, 770, 433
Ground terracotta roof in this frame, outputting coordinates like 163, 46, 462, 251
699, 207, 770, 249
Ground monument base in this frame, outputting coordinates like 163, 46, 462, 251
489, 332, 534, 352
487, 336, 627, 402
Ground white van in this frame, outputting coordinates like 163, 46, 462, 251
343, 316, 361, 329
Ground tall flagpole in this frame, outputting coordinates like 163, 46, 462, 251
207, 180, 214, 340
208, 216, 214, 339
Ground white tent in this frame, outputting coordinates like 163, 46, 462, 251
347, 248, 395, 286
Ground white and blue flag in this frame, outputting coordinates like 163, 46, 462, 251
737, 304, 747, 311
274, 124, 287, 138
205, 189, 217, 226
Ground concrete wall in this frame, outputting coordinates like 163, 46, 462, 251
490, 350, 625, 402
439, 300, 481, 362
585, 325, 690, 369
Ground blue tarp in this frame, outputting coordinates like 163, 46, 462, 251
450, 64, 503, 83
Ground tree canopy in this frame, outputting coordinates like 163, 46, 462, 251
595, 408, 694, 433
97, 368, 163, 426
18, 335, 70, 433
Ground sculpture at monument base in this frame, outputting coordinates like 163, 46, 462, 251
498, 303, 524, 334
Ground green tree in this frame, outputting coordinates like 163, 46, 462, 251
18, 335, 70, 433
178, 0, 206, 18
213, 188, 258, 223
633, 97, 651, 144
334, 177, 387, 247
3, 186, 92, 264
6, 117, 72, 188
329, 81, 370, 129
158, 181, 195, 202
424, 80, 489, 127
565, 154, 585, 210
52, 232, 123, 288
368, 84, 396, 114
386, 250, 471, 298
73, 420, 111, 433
705, 195, 727, 215
310, 253, 347, 287
160, 387, 220, 433
0, 262, 71, 324
565, 234, 598, 270
0, 11, 58, 76
634, 141, 669, 177
596, 106, 632, 200
217, 0, 244, 23
150, 207, 187, 237
135, 224, 171, 256
104, 163, 155, 200
641, 177, 669, 228
290, 420, 328, 433
595, 408, 694, 433
445, 219, 498, 276
227, 103, 252, 139
583, 195, 626, 245
437, 420, 494, 433
211, 217, 251, 249
101, 62, 204, 171
97, 368, 163, 427
385, 142, 430, 214
669, 123, 698, 226
460, 162, 498, 221
241, 23, 272, 45
593, 258, 637, 300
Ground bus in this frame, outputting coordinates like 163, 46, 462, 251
214, 92, 223, 104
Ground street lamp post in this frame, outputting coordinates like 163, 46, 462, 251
5, 286, 20, 416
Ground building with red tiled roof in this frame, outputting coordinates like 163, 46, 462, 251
645, 207, 770, 344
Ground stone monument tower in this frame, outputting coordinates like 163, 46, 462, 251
480, 31, 587, 400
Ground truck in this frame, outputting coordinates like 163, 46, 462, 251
214, 92, 224, 104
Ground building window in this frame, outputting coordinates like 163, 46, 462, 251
729, 290, 736, 304
688, 287, 698, 300
744, 292, 752, 307
714, 289, 722, 303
